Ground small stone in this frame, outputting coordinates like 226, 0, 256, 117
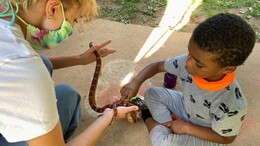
239, 10, 245, 14
246, 15, 252, 19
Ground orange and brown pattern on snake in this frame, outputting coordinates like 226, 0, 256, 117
88, 42, 141, 123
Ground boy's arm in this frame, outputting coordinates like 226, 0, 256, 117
121, 61, 166, 100
132, 61, 166, 85
187, 122, 236, 144
171, 118, 236, 144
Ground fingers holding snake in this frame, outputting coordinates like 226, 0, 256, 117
88, 41, 141, 123
90, 40, 116, 58
120, 82, 140, 102
115, 106, 139, 119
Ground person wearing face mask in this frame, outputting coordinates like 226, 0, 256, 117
0, 0, 139, 146
16, 2, 73, 50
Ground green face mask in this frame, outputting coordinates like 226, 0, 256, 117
17, 3, 73, 50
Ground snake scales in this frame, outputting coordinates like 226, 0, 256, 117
88, 42, 141, 123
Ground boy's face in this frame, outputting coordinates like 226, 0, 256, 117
185, 38, 226, 81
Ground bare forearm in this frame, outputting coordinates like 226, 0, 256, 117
186, 123, 236, 144
48, 54, 95, 70
48, 55, 82, 69
66, 110, 114, 146
47, 40, 116, 70
133, 61, 165, 85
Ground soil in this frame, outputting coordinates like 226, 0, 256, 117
96, 1, 260, 42
96, 0, 167, 27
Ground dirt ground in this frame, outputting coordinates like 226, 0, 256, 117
96, 1, 260, 42
96, 0, 166, 27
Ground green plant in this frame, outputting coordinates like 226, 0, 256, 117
97, 0, 167, 25
191, 0, 260, 41
194, 0, 259, 17
97, 0, 259, 41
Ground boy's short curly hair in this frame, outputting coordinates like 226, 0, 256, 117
192, 13, 256, 67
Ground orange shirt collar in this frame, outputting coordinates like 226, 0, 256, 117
192, 72, 236, 91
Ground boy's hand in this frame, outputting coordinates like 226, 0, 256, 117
170, 118, 190, 134
79, 40, 116, 65
120, 81, 140, 102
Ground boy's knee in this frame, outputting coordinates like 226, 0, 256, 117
150, 125, 176, 146
144, 86, 163, 102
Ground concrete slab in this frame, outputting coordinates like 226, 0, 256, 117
37, 19, 260, 146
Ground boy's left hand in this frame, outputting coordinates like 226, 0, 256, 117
79, 40, 116, 65
169, 118, 190, 134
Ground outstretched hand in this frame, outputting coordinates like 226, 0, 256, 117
103, 105, 139, 120
79, 40, 116, 65
116, 106, 139, 119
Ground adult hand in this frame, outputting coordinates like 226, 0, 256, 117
120, 81, 140, 102
103, 105, 139, 120
116, 105, 139, 119
79, 40, 116, 65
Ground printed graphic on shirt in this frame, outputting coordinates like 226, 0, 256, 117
180, 76, 192, 84
222, 129, 232, 134
204, 99, 211, 109
227, 111, 238, 117
186, 76, 192, 83
212, 114, 220, 121
190, 95, 195, 103
235, 87, 242, 99
241, 115, 245, 121
219, 103, 229, 113
172, 59, 178, 69
196, 114, 205, 119
187, 113, 190, 118
226, 86, 230, 90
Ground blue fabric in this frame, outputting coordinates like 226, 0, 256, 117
0, 55, 81, 145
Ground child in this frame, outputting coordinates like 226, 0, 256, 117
121, 13, 256, 146
0, 0, 138, 146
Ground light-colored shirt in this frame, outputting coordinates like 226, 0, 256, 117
0, 19, 59, 142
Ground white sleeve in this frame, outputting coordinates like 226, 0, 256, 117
0, 56, 59, 142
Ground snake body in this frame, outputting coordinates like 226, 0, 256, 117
88, 43, 141, 123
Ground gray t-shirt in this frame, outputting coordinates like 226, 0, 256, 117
164, 53, 247, 137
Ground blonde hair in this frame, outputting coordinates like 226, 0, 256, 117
10, 0, 98, 22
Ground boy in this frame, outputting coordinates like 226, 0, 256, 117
120, 13, 256, 146
0, 1, 136, 146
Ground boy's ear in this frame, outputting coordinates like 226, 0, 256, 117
45, 0, 61, 19
222, 66, 237, 74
